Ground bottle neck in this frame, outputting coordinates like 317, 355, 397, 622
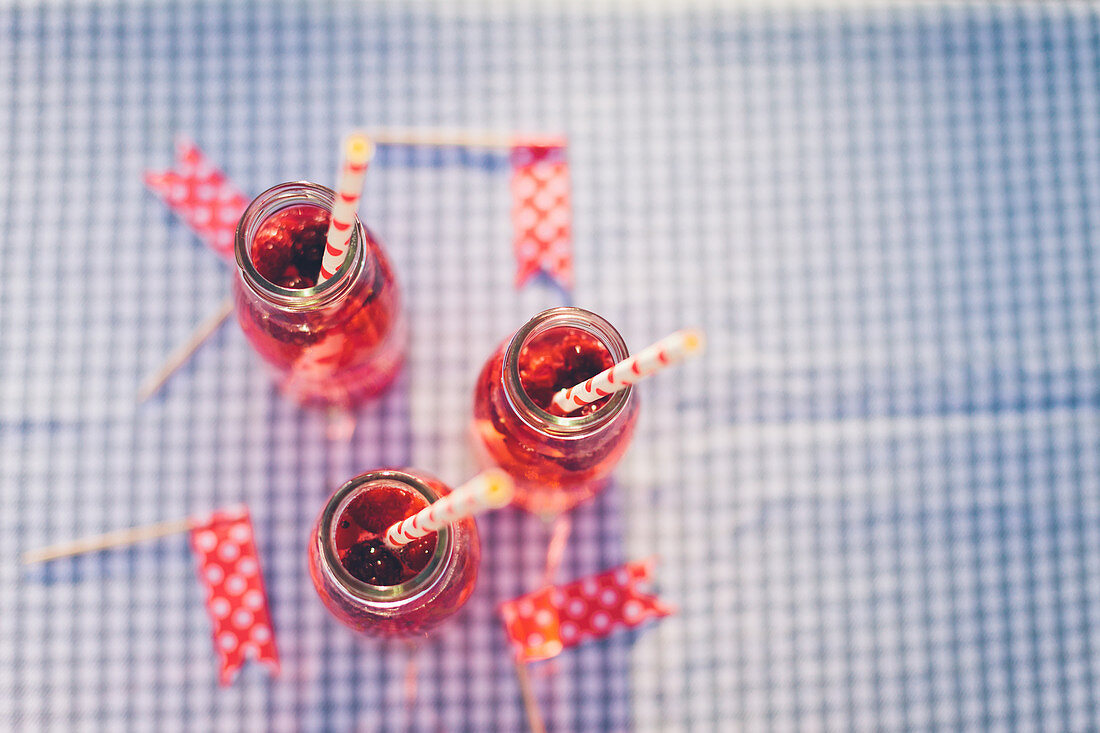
501, 307, 633, 437
317, 470, 453, 605
234, 180, 369, 311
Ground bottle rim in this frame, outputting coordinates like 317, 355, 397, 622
316, 469, 454, 605
234, 180, 366, 309
501, 307, 633, 436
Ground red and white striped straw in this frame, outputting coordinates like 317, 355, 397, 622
318, 132, 374, 283
384, 470, 515, 548
551, 329, 706, 414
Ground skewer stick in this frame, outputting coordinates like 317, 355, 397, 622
366, 127, 517, 149
515, 659, 547, 733
23, 517, 193, 565
540, 514, 573, 588
137, 296, 234, 402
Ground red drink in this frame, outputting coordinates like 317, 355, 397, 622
472, 307, 639, 516
234, 182, 406, 409
309, 469, 480, 638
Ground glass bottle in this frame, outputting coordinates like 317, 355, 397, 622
233, 181, 406, 409
471, 307, 639, 516
308, 469, 480, 638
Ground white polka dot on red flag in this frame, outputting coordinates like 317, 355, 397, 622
195, 531, 218, 553
218, 206, 239, 224
224, 574, 247, 596
211, 597, 231, 619
192, 207, 212, 226
514, 175, 538, 199
516, 203, 539, 229
233, 609, 253, 630
229, 523, 251, 544
217, 542, 240, 563
237, 557, 259, 577
218, 631, 238, 652
534, 190, 557, 212
244, 590, 264, 611
518, 241, 539, 260
547, 206, 570, 228
535, 221, 558, 243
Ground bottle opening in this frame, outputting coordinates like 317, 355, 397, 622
503, 307, 633, 435
235, 181, 363, 307
319, 470, 452, 603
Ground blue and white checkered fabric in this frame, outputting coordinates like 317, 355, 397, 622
2, 3, 1099, 731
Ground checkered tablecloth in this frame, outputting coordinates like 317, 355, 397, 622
2, 3, 1099, 731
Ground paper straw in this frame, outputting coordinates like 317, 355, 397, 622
551, 329, 706, 414
384, 470, 515, 548
318, 132, 374, 283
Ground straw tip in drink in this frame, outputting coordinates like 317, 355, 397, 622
481, 469, 516, 508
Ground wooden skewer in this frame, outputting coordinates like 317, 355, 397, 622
22, 517, 193, 565
515, 659, 547, 733
540, 514, 572, 588
137, 296, 234, 402
366, 127, 518, 149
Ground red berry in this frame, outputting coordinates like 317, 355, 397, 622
250, 205, 331, 289
346, 485, 419, 535
333, 516, 368, 554
341, 539, 403, 586
251, 228, 294, 282
400, 534, 438, 573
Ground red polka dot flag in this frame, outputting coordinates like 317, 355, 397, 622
499, 560, 674, 663
144, 139, 249, 260
189, 505, 280, 686
511, 137, 573, 291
